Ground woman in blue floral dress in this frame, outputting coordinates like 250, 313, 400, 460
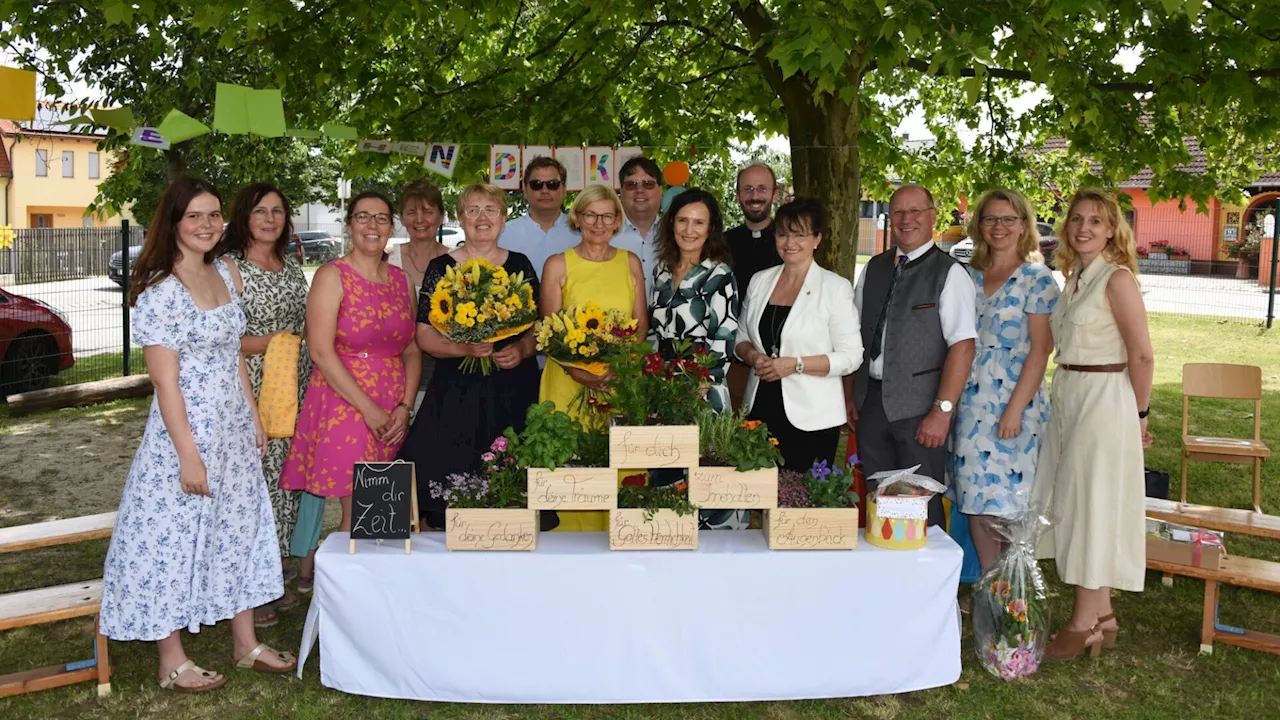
100, 178, 295, 694
950, 188, 1059, 571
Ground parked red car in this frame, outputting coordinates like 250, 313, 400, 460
0, 288, 75, 395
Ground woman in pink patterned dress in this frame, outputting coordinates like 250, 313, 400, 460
281, 191, 420, 589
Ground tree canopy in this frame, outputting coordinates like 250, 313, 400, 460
5, 0, 1279, 274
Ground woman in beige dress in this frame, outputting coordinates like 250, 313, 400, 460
1036, 188, 1153, 661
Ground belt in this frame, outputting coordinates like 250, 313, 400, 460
1060, 363, 1127, 373
337, 351, 397, 360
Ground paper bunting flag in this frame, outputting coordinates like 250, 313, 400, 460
248, 89, 286, 138
613, 146, 644, 190
213, 83, 286, 137
90, 107, 136, 131
52, 114, 96, 127
358, 139, 392, 153
0, 67, 37, 121
489, 144, 522, 189
424, 142, 459, 178
286, 128, 323, 139
554, 146, 586, 191
393, 141, 426, 156
130, 127, 171, 150
155, 109, 210, 144
521, 146, 553, 176
586, 146, 614, 187
322, 123, 358, 140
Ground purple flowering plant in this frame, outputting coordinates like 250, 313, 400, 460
777, 460, 857, 509
428, 435, 528, 509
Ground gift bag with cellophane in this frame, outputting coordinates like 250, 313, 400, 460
973, 509, 1051, 680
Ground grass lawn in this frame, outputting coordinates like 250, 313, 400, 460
1, 312, 1278, 719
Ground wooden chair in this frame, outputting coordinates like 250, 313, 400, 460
1181, 364, 1271, 514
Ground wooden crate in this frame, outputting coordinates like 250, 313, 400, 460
527, 467, 617, 510
688, 466, 778, 509
445, 509, 538, 551
608, 425, 699, 469
608, 509, 698, 550
763, 508, 858, 550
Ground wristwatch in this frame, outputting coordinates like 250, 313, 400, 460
933, 398, 954, 413
794, 358, 806, 375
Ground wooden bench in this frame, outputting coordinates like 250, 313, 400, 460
1145, 498, 1280, 656
0, 513, 116, 698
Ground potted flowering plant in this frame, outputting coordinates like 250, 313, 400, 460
1148, 239, 1171, 257
602, 339, 712, 470
610, 475, 698, 550
1136, 245, 1148, 259
764, 461, 860, 550
435, 436, 538, 551
511, 401, 616, 512
689, 409, 782, 510
1168, 245, 1190, 259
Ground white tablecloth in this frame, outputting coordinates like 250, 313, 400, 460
298, 530, 962, 703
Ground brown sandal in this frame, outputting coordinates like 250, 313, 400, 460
233, 643, 298, 675
158, 660, 227, 693
1045, 623, 1103, 661
1098, 612, 1118, 649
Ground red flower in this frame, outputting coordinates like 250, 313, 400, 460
622, 474, 647, 488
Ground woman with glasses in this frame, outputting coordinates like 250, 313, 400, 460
734, 197, 862, 472
280, 191, 420, 589
950, 188, 1059, 572
399, 184, 541, 529
539, 184, 649, 531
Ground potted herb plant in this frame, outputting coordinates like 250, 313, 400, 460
763, 461, 859, 550
435, 437, 538, 551
513, 401, 616, 512
688, 409, 781, 510
610, 478, 699, 550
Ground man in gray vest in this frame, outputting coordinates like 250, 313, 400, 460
847, 184, 976, 527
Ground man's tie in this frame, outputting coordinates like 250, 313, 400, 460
869, 254, 909, 362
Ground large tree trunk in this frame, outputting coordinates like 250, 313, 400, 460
787, 93, 862, 283
165, 146, 186, 185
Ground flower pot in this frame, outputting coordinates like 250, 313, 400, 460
1236, 257, 1253, 280
608, 508, 698, 550
526, 467, 617, 510
763, 508, 858, 550
608, 424, 699, 469
445, 508, 538, 551
865, 497, 929, 550
688, 466, 778, 509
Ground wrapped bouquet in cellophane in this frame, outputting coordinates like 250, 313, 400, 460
973, 507, 1051, 680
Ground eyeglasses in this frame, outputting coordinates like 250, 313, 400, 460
463, 206, 503, 219
776, 233, 816, 242
889, 207, 934, 221
738, 185, 773, 196
352, 212, 392, 226
622, 179, 658, 191
527, 179, 562, 191
579, 211, 617, 225
980, 215, 1022, 228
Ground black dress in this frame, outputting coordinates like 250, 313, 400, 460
398, 252, 541, 528
748, 304, 840, 473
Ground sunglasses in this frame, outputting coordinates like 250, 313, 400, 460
527, 179, 563, 191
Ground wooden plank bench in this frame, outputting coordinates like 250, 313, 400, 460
0, 514, 116, 698
1145, 498, 1280, 657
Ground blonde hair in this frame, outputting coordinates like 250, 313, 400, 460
568, 184, 624, 236
457, 184, 508, 216
1055, 188, 1139, 280
966, 188, 1042, 270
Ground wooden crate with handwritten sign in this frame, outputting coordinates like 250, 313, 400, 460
763, 508, 858, 550
527, 467, 616, 510
608, 425, 698, 469
445, 509, 538, 551
608, 509, 698, 550
688, 466, 778, 509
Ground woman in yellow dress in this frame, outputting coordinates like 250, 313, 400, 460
539, 184, 649, 531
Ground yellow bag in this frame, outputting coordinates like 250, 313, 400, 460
260, 332, 302, 438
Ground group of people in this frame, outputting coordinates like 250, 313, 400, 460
98, 156, 1152, 692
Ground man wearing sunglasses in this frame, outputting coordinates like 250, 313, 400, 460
498, 156, 580, 279
611, 156, 663, 296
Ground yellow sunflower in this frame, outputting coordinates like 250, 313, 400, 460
429, 288, 454, 325
576, 306, 608, 336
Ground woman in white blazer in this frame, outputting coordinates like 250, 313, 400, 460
734, 198, 863, 472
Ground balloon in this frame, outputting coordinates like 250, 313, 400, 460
662, 161, 691, 187
661, 186, 685, 213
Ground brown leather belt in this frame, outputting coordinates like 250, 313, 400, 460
1060, 363, 1127, 373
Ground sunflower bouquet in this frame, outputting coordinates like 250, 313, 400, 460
427, 258, 538, 374
535, 304, 640, 417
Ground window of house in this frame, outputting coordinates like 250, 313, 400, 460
35, 149, 48, 176
860, 200, 876, 219
89, 152, 100, 179
62, 151, 74, 177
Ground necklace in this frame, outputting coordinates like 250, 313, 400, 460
766, 303, 788, 358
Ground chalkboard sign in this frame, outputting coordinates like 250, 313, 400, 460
349, 460, 418, 554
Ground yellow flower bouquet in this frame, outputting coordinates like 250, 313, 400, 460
535, 303, 639, 375
427, 258, 538, 374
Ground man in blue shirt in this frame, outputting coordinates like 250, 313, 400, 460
498, 156, 580, 279
612, 156, 663, 296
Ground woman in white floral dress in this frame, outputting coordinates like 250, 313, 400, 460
100, 178, 296, 693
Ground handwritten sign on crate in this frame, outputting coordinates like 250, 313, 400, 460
350, 461, 418, 554
764, 508, 858, 550
445, 509, 538, 551
688, 467, 778, 509
608, 425, 698, 469
609, 509, 698, 550
527, 467, 617, 510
